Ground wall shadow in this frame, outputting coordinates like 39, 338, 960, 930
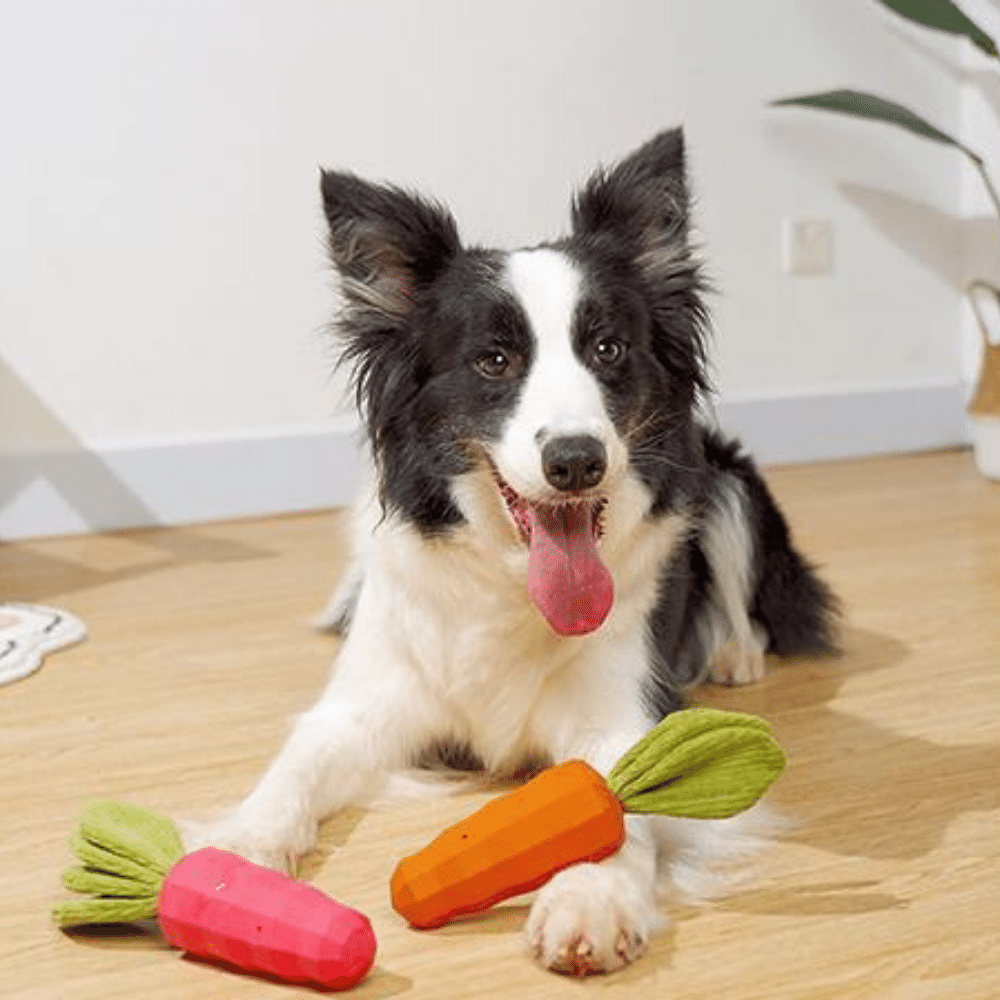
769, 39, 998, 289
839, 184, 999, 290
0, 523, 275, 603
968, 67, 1000, 118
0, 356, 161, 537
0, 358, 276, 599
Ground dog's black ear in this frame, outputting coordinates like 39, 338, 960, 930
571, 128, 692, 282
573, 129, 711, 394
320, 171, 460, 322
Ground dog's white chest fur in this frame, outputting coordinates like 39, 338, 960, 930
336, 465, 683, 775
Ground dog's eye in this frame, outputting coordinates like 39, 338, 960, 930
475, 349, 519, 379
593, 337, 627, 367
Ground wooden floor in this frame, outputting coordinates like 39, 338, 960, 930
2, 448, 999, 999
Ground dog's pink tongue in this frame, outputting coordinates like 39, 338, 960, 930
526, 504, 614, 636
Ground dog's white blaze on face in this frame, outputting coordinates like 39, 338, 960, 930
499, 248, 617, 496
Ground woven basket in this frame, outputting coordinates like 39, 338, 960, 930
968, 281, 1000, 480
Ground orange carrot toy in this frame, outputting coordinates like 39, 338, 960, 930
53, 801, 376, 991
391, 708, 785, 929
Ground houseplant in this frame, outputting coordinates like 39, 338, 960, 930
772, 0, 1000, 478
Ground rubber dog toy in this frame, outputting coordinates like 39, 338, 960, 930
392, 707, 785, 928
52, 801, 376, 991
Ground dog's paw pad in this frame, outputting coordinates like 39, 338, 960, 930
616, 928, 645, 962
525, 863, 656, 976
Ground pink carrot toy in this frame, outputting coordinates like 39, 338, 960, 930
52, 801, 376, 991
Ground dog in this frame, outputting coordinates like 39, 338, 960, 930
194, 129, 837, 976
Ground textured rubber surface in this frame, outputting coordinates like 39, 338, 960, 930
159, 848, 376, 990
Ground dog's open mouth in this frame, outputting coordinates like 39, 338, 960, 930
493, 472, 614, 637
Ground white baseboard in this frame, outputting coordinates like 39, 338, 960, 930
0, 384, 971, 540
715, 382, 970, 465
0, 428, 364, 541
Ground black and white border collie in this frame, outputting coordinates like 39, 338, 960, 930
196, 130, 837, 975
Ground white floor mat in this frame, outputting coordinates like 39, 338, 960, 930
0, 603, 87, 686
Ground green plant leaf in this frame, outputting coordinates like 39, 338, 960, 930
772, 89, 983, 165
877, 0, 998, 59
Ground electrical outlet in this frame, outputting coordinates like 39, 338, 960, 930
781, 218, 834, 276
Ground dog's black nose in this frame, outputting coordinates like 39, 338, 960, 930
542, 435, 607, 492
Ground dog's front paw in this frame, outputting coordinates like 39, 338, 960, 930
178, 812, 312, 874
525, 863, 660, 976
708, 623, 769, 686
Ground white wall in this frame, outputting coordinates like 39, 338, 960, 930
959, 0, 1000, 384
0, 1, 979, 537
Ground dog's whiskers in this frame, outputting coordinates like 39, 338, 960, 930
623, 409, 687, 445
